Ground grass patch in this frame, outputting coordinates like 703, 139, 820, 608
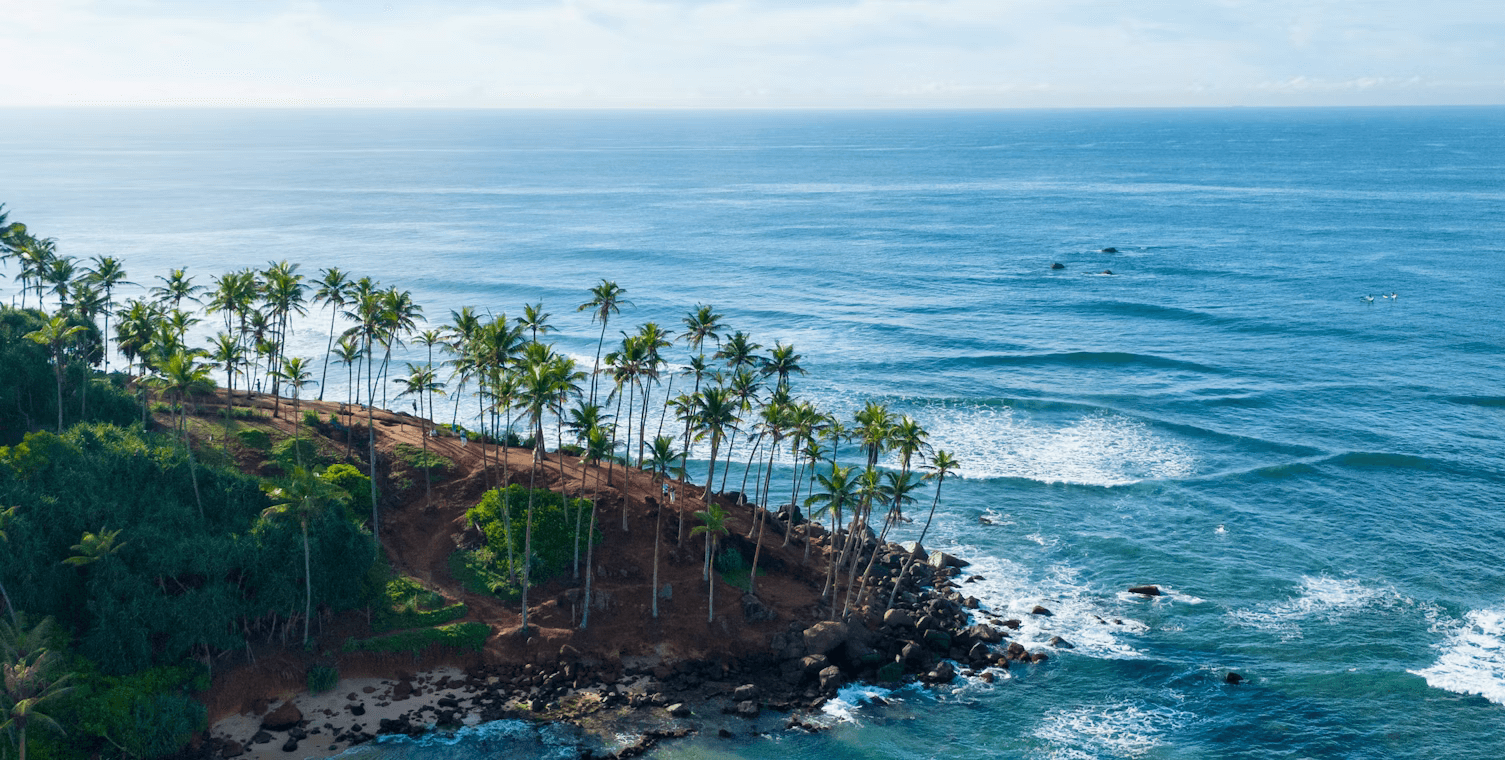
307, 665, 339, 694
448, 548, 520, 601
394, 442, 452, 474
342, 622, 490, 655
373, 576, 467, 633
234, 428, 271, 451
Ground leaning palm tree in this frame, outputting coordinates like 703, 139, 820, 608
849, 469, 922, 615
694, 386, 739, 502
691, 503, 730, 623
149, 350, 215, 520
312, 267, 354, 401
23, 315, 86, 432
1, 616, 76, 760
83, 255, 132, 374
805, 463, 856, 605
578, 280, 630, 406
886, 450, 959, 611
261, 466, 346, 645
644, 435, 683, 618
208, 332, 245, 443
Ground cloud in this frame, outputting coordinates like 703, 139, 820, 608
0, 0, 1501, 107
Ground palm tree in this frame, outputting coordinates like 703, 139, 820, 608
395, 363, 445, 507
150, 267, 203, 312
516, 302, 553, 344
578, 280, 630, 406
849, 470, 922, 615
887, 450, 959, 611
40, 255, 77, 312
690, 503, 730, 623
62, 528, 125, 567
854, 401, 893, 469
763, 341, 806, 391
694, 386, 739, 502
261, 261, 306, 400
443, 306, 483, 427
1, 616, 76, 760
83, 255, 132, 375
332, 335, 363, 460
645, 435, 683, 618
24, 315, 86, 432
261, 466, 346, 645
681, 304, 723, 354
632, 322, 674, 468
805, 463, 856, 606
208, 332, 244, 443
313, 267, 354, 401
275, 357, 318, 465
150, 350, 215, 520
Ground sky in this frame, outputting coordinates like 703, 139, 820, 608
2, 0, 1501, 108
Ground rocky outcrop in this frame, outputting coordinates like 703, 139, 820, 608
260, 702, 303, 732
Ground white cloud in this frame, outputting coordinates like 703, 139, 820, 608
0, 0, 1501, 107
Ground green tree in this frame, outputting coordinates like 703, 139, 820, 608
273, 357, 318, 465
261, 467, 347, 645
887, 450, 959, 611
63, 528, 125, 567
0, 506, 15, 624
23, 315, 85, 432
690, 504, 730, 623
83, 256, 132, 376
578, 280, 630, 406
0, 617, 75, 760
147, 351, 215, 520
395, 363, 444, 506
312, 267, 353, 401
644, 435, 683, 618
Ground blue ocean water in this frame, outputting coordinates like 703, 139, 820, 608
2, 107, 1503, 758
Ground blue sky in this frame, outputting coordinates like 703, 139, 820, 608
3, 0, 1501, 107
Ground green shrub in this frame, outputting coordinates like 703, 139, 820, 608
373, 575, 467, 632
307, 665, 339, 694
464, 485, 597, 583
271, 436, 322, 466
342, 622, 490, 655
303, 409, 322, 429
559, 444, 584, 457
235, 428, 271, 451
65, 663, 209, 760
394, 442, 451, 474
321, 463, 372, 522
448, 548, 518, 599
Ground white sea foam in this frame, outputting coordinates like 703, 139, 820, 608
1411, 607, 1505, 704
940, 551, 1150, 660
1230, 575, 1395, 640
1034, 702, 1194, 759
820, 682, 901, 723
903, 405, 1197, 486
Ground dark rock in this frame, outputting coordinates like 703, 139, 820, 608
281, 737, 299, 753
349, 703, 365, 716
1030, 652, 1050, 664
883, 609, 916, 628
1048, 635, 1074, 649
968, 642, 991, 662
926, 662, 956, 684
928, 551, 969, 569
437, 696, 460, 709
965, 575, 985, 583
915, 614, 940, 632
261, 702, 303, 732
735, 700, 760, 717
964, 596, 980, 609
818, 665, 843, 693
250, 731, 273, 745
1226, 672, 1244, 685
742, 593, 777, 622
1000, 619, 1022, 629
1101, 247, 1118, 253
803, 621, 851, 656
1100, 269, 1114, 275
718, 728, 734, 739
667, 702, 691, 717
1129, 585, 1162, 596
1051, 262, 1066, 270
964, 624, 1003, 644
221, 740, 244, 758
877, 661, 904, 682
734, 684, 759, 701
922, 629, 952, 650
392, 680, 413, 700
800, 653, 830, 674
1030, 605, 1053, 616
901, 642, 924, 663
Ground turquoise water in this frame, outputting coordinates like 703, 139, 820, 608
2, 107, 1503, 758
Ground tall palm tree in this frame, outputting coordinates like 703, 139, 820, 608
804, 463, 856, 606
83, 255, 132, 374
644, 435, 683, 618
40, 255, 77, 312
395, 363, 445, 507
681, 304, 723, 354
275, 357, 318, 464
763, 341, 806, 391
150, 350, 215, 520
516, 302, 552, 344
443, 306, 483, 427
208, 332, 244, 443
854, 401, 893, 469
578, 280, 630, 406
691, 504, 730, 623
261, 261, 306, 400
887, 450, 959, 611
1, 616, 76, 760
150, 267, 203, 312
694, 386, 738, 502
632, 322, 674, 468
24, 315, 86, 432
333, 335, 363, 460
313, 267, 353, 401
261, 466, 346, 645
849, 470, 922, 615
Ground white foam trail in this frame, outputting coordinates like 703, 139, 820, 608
1230, 575, 1395, 640
1411, 607, 1505, 704
820, 682, 900, 723
1034, 702, 1194, 759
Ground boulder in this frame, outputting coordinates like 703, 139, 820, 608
901, 541, 927, 560
928, 551, 969, 569
883, 609, 916, 628
1100, 269, 1114, 275
1226, 672, 1244, 685
733, 684, 759, 701
1051, 262, 1065, 270
667, 703, 691, 717
742, 593, 777, 622
1128, 585, 1162, 596
803, 621, 851, 656
261, 702, 303, 732
901, 642, 924, 663
963, 624, 1003, 644
926, 662, 956, 684
1000, 618, 1022, 629
968, 642, 991, 662
221, 740, 244, 758
915, 614, 940, 632
392, 680, 414, 700
1048, 635, 1074, 649
281, 737, 299, 753
735, 700, 760, 717
818, 665, 843, 693
250, 731, 273, 745
1101, 247, 1118, 253
922, 629, 952, 650
349, 703, 365, 716
876, 661, 904, 682
1030, 605, 1053, 616
800, 653, 830, 674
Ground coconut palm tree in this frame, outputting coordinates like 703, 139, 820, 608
62, 528, 125, 567
443, 306, 483, 427
854, 401, 893, 469
763, 341, 806, 391
849, 470, 922, 615
890, 415, 930, 484
333, 335, 363, 459
40, 255, 77, 312
208, 332, 244, 442
313, 267, 354, 401
274, 357, 318, 465
150, 267, 203, 312
578, 280, 630, 406
694, 386, 738, 502
887, 450, 959, 611
691, 503, 730, 623
681, 304, 723, 354
804, 463, 856, 606
83, 256, 132, 374
24, 315, 86, 432
632, 322, 674, 468
150, 350, 215, 520
395, 363, 445, 506
261, 466, 346, 645
516, 302, 552, 344
645, 435, 683, 618
261, 261, 306, 399
1, 616, 76, 760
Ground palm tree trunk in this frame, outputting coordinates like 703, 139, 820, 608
707, 537, 716, 623
182, 395, 205, 521
702, 432, 721, 502
302, 524, 313, 644
887, 474, 946, 611
651, 486, 662, 618
0, 579, 15, 624
367, 341, 379, 537
590, 320, 608, 406
319, 305, 337, 400
637, 378, 652, 468
53, 356, 64, 432
521, 462, 537, 635
579, 496, 599, 629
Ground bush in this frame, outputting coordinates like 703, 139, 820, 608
448, 548, 517, 599
64, 663, 209, 760
373, 575, 467, 632
394, 443, 451, 475
235, 428, 271, 451
464, 485, 598, 583
307, 665, 339, 694
342, 622, 490, 655
271, 436, 322, 467
303, 409, 321, 429
320, 463, 372, 522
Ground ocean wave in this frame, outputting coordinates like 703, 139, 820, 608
1229, 576, 1399, 640
952, 350, 1226, 376
1410, 607, 1505, 705
1034, 701, 1195, 759
1446, 395, 1505, 408
340, 719, 581, 760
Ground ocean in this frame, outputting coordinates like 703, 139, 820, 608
2, 106, 1503, 758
